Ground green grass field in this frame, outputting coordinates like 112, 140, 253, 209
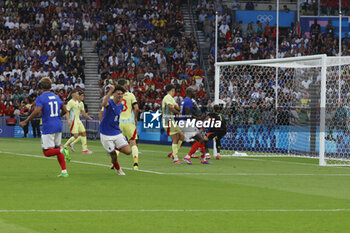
1, 138, 350, 233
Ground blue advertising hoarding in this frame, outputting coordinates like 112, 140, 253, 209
1, 113, 349, 155
14, 126, 37, 138
0, 126, 15, 137
235, 11, 295, 27
220, 125, 344, 154
136, 113, 346, 155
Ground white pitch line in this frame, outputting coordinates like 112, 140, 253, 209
3, 150, 350, 176
0, 209, 350, 213
0, 151, 164, 175
2, 138, 350, 169
166, 173, 350, 176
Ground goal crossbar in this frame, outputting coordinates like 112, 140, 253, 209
216, 55, 350, 68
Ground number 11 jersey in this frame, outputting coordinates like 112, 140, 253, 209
36, 92, 64, 135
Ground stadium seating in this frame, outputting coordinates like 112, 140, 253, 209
2, 0, 347, 124
93, 1, 208, 116
195, 0, 349, 125
0, 0, 85, 116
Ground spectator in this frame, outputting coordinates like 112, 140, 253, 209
310, 19, 321, 38
283, 5, 290, 13
232, 0, 241, 10
74, 78, 85, 90
250, 42, 259, 59
83, 16, 92, 40
341, 0, 349, 16
203, 16, 213, 39
0, 98, 5, 116
264, 22, 272, 37
174, 92, 183, 104
29, 95, 41, 138
19, 102, 29, 137
245, 0, 255, 10
256, 21, 264, 35
6, 114, 17, 126
327, 0, 338, 15
325, 20, 335, 37
4, 103, 14, 116
219, 21, 230, 36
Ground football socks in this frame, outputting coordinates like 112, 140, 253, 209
172, 143, 178, 160
81, 136, 87, 150
64, 136, 76, 148
132, 145, 138, 164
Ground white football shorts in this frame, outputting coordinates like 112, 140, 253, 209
100, 133, 129, 153
41, 133, 62, 150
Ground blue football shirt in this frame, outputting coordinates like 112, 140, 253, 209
36, 92, 63, 135
179, 97, 194, 120
99, 99, 123, 136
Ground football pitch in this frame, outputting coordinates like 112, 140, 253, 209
1, 138, 350, 233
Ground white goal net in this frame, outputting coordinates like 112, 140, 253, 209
215, 55, 350, 166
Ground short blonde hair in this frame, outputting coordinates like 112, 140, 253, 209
39, 77, 52, 90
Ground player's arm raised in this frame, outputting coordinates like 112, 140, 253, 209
99, 108, 103, 122
102, 85, 115, 107
19, 106, 42, 128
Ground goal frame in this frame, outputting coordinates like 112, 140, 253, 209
214, 54, 328, 166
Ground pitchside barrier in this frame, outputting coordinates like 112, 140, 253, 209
1, 116, 349, 155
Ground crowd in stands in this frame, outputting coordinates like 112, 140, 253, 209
195, 0, 350, 126
3, 0, 349, 128
301, 0, 350, 16
0, 0, 86, 118
0, 0, 211, 121
95, 0, 209, 116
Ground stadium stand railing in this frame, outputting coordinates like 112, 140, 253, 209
188, 0, 212, 99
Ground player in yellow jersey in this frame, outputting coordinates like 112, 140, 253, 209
118, 79, 139, 170
99, 80, 140, 170
162, 84, 184, 164
64, 89, 93, 154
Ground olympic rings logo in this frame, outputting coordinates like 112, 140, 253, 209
257, 15, 273, 23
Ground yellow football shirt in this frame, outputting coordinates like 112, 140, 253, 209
120, 92, 137, 124
162, 94, 178, 123
66, 99, 84, 123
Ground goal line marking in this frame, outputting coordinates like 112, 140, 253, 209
0, 209, 350, 213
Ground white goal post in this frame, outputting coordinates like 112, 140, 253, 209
214, 54, 350, 166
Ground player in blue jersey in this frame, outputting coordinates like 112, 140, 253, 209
19, 77, 71, 178
100, 84, 132, 175
179, 87, 212, 165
